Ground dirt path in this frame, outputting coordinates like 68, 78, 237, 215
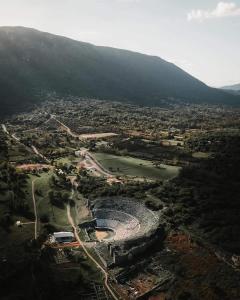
31, 179, 38, 240
2, 123, 50, 164
51, 116, 118, 141
1, 124, 9, 134
11, 133, 20, 141
85, 152, 113, 177
66, 204, 119, 300
2, 123, 21, 142
31, 145, 51, 163
22, 115, 52, 133
51, 115, 79, 138
79, 132, 118, 139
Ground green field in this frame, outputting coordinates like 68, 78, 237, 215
92, 152, 181, 180
33, 171, 71, 229
54, 156, 74, 164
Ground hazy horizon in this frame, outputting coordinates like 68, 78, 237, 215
0, 0, 240, 87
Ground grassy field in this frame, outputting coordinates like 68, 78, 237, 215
32, 171, 71, 229
0, 169, 73, 249
54, 157, 74, 164
22, 171, 71, 228
92, 152, 181, 180
0, 221, 35, 261
54, 155, 80, 166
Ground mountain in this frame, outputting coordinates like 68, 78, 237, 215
0, 26, 239, 115
222, 83, 240, 91
221, 83, 240, 96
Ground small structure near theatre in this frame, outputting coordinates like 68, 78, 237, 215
50, 231, 75, 244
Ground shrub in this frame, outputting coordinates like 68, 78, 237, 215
40, 213, 50, 223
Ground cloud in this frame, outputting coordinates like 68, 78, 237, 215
187, 2, 240, 22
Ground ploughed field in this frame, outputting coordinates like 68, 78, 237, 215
92, 152, 180, 180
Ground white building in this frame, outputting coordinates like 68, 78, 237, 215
50, 232, 74, 244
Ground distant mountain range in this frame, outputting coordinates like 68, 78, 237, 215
221, 83, 240, 95
222, 83, 240, 91
0, 26, 239, 115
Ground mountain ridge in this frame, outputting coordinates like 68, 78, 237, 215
0, 26, 239, 115
222, 83, 240, 91
221, 83, 240, 96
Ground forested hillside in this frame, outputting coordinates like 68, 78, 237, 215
0, 26, 239, 115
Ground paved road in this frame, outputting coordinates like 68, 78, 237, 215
66, 204, 119, 300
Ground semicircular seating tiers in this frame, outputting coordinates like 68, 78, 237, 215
92, 198, 159, 242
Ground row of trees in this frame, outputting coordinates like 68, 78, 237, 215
77, 171, 159, 199
48, 190, 72, 209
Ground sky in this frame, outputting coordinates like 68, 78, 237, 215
0, 0, 239, 87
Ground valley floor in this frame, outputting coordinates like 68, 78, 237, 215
1, 99, 240, 300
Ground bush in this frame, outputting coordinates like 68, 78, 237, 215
69, 199, 75, 207
0, 212, 13, 228
40, 213, 50, 223
145, 199, 163, 211
43, 223, 57, 234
